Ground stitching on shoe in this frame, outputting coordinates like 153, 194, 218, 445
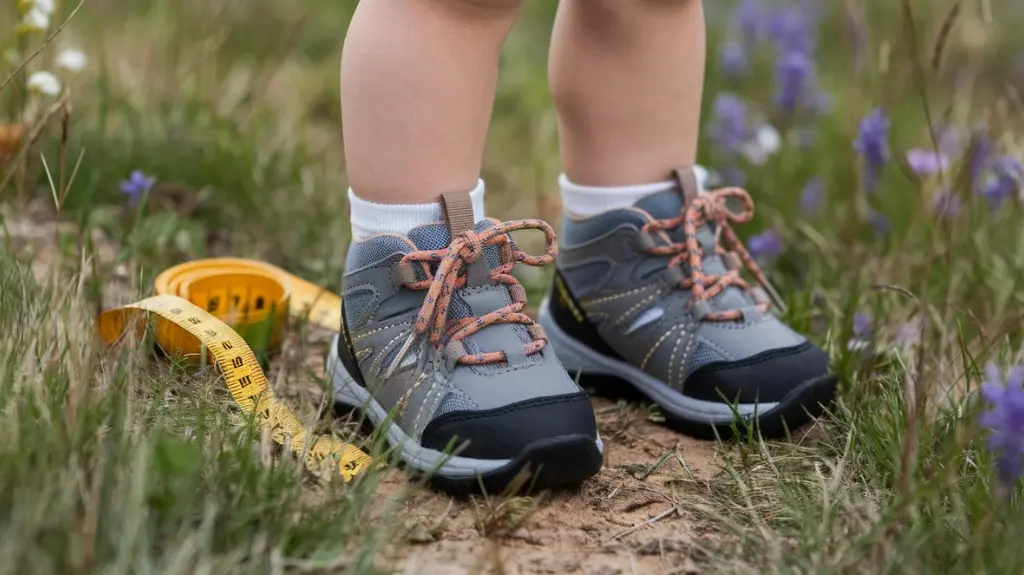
581, 283, 655, 306
613, 289, 664, 327
354, 320, 413, 342
370, 328, 412, 379
641, 324, 680, 371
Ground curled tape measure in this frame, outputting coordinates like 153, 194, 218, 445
95, 258, 373, 482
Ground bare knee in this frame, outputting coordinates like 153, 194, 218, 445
423, 0, 525, 22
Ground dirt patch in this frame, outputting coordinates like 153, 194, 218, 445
367, 395, 722, 575
274, 323, 726, 574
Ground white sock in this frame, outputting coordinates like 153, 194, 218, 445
558, 174, 677, 218
348, 178, 486, 240
558, 167, 713, 218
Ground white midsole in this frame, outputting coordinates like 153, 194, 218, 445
327, 336, 604, 478
537, 297, 780, 424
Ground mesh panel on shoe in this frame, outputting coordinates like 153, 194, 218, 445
407, 224, 451, 251
686, 342, 725, 374
345, 236, 414, 273
343, 288, 376, 328
434, 387, 479, 418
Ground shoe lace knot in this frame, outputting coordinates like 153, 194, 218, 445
394, 218, 557, 369
640, 186, 786, 322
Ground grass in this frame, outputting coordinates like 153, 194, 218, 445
3, 0, 1024, 572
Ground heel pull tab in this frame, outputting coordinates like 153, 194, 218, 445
673, 166, 701, 208
439, 190, 475, 236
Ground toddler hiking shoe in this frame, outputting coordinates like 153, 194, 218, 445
327, 191, 604, 493
538, 167, 836, 439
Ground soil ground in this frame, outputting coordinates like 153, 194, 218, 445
373, 395, 723, 575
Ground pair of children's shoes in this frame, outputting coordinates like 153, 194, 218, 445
327, 166, 835, 493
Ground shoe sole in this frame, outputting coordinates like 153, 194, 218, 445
326, 336, 605, 494
537, 297, 836, 440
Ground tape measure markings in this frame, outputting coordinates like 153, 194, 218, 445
96, 259, 374, 483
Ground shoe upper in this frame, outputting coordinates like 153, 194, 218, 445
550, 168, 829, 405
338, 207, 596, 460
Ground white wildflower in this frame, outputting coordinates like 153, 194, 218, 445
756, 124, 782, 155
34, 0, 56, 15
27, 71, 61, 96
55, 48, 86, 72
18, 7, 50, 34
742, 123, 783, 166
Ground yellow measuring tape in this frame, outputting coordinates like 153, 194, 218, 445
95, 258, 374, 482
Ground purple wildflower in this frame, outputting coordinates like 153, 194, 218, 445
852, 312, 872, 339
980, 156, 1023, 208
732, 0, 764, 44
906, 148, 950, 177
774, 50, 813, 114
931, 188, 962, 219
979, 362, 1024, 487
853, 108, 891, 192
766, 10, 813, 56
120, 169, 155, 202
709, 94, 752, 155
846, 311, 873, 353
747, 231, 782, 261
799, 177, 824, 214
969, 128, 993, 193
719, 41, 747, 78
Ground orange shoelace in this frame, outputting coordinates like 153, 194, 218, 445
394, 219, 557, 368
640, 186, 784, 322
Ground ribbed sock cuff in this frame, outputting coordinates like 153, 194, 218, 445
348, 179, 486, 239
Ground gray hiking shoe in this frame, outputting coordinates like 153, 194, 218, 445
327, 191, 604, 493
537, 167, 836, 439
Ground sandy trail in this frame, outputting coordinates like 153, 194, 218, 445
368, 394, 723, 575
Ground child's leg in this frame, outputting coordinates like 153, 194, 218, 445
334, 0, 604, 495
540, 0, 835, 440
340, 0, 523, 237
548, 0, 705, 189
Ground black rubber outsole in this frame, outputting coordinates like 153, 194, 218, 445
427, 434, 604, 496
332, 401, 603, 496
579, 372, 838, 441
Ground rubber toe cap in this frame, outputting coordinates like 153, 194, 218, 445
681, 341, 830, 405
420, 391, 598, 460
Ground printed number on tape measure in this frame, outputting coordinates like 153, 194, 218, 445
96, 260, 374, 482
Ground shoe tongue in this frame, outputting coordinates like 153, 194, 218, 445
406, 220, 503, 269
634, 189, 754, 313
406, 220, 530, 366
